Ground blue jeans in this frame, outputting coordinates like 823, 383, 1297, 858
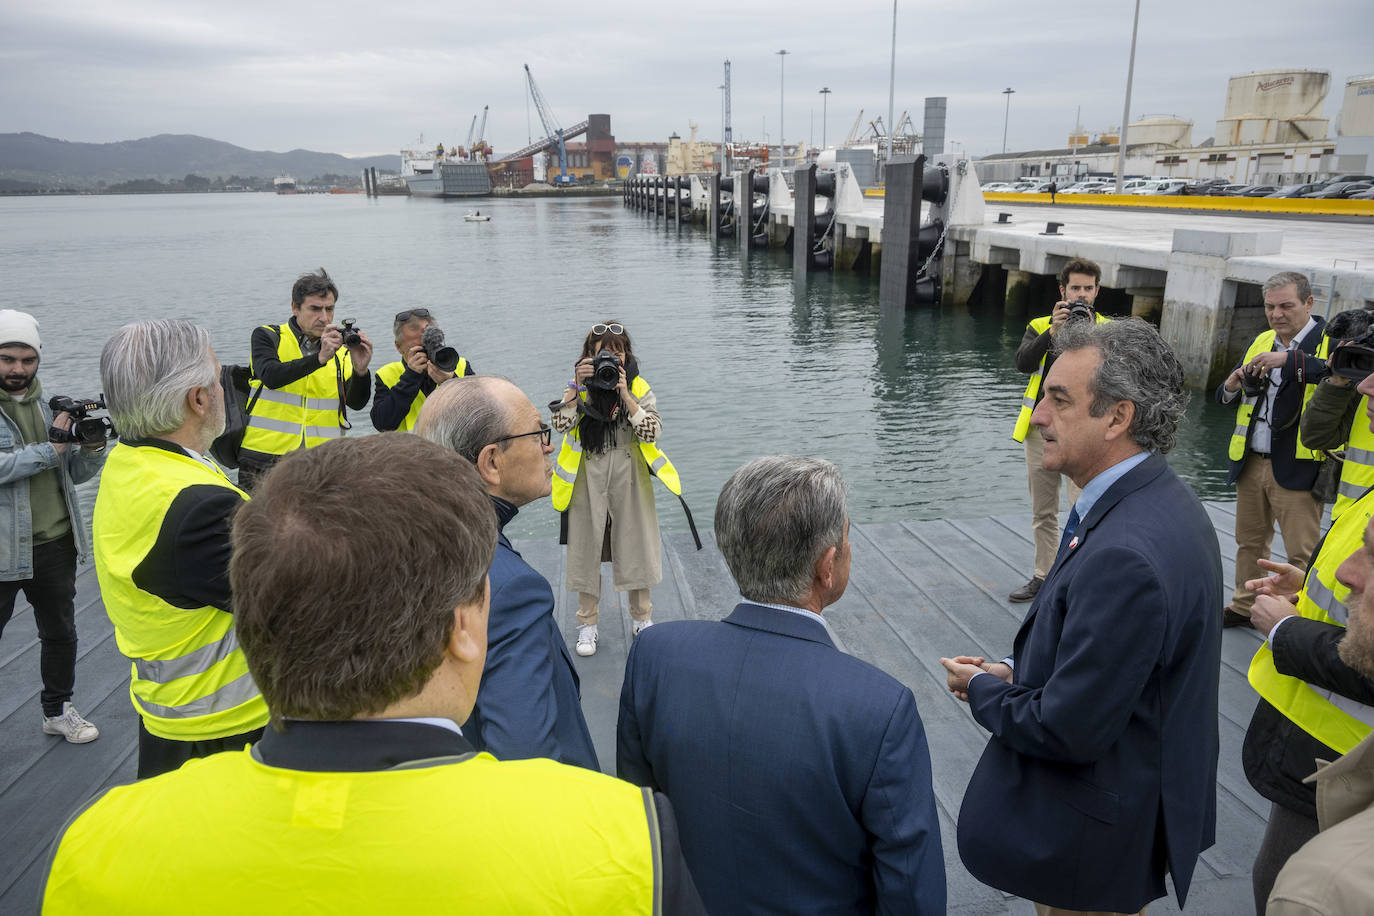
0, 532, 78, 716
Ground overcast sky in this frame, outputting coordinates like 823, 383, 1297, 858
2, 1, 1370, 160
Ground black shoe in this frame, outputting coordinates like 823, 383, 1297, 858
1009, 577, 1044, 603
1223, 607, 1255, 629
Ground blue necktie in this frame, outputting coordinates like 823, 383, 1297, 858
1057, 507, 1081, 559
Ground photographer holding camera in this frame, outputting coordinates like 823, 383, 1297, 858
551, 321, 682, 658
1298, 307, 1374, 522
0, 311, 106, 744
372, 308, 476, 432
1008, 258, 1110, 603
1217, 271, 1327, 629
238, 268, 373, 489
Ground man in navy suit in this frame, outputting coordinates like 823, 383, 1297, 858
417, 376, 599, 770
617, 456, 946, 915
942, 319, 1222, 915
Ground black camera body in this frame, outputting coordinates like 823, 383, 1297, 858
48, 395, 117, 446
420, 325, 459, 373
588, 350, 622, 390
1325, 308, 1374, 383
340, 319, 362, 348
1067, 299, 1095, 322
1241, 370, 1270, 398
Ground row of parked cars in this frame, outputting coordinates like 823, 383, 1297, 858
983, 175, 1374, 199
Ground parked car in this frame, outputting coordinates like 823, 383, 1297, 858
1216, 184, 1253, 195
1062, 181, 1113, 194
1132, 179, 1188, 195
1329, 174, 1374, 184
1186, 178, 1231, 196
1304, 181, 1374, 199
1267, 182, 1326, 197
1241, 186, 1279, 197
981, 182, 1014, 192
1349, 188, 1374, 200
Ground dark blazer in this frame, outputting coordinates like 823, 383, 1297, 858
958, 454, 1222, 912
1215, 317, 1326, 490
461, 498, 599, 772
617, 602, 945, 915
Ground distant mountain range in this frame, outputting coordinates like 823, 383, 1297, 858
0, 132, 400, 189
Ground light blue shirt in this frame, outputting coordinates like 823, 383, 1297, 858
1071, 450, 1152, 525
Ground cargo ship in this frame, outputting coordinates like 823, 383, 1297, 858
273, 174, 297, 194
400, 142, 491, 198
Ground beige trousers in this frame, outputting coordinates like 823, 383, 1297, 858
1025, 427, 1082, 578
1231, 454, 1322, 615
576, 589, 652, 627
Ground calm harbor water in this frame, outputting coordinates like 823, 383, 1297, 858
0, 192, 1236, 540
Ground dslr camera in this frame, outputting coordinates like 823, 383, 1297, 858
48, 396, 117, 447
1240, 369, 1270, 398
340, 319, 363, 348
420, 326, 460, 373
1325, 307, 1374, 383
1067, 299, 1096, 322
587, 350, 622, 390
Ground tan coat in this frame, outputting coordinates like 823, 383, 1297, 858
551, 387, 662, 597
1267, 730, 1374, 915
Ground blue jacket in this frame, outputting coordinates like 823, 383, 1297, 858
958, 454, 1222, 912
0, 389, 105, 579
617, 602, 946, 915
460, 497, 599, 771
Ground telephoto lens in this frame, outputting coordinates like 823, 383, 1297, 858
421, 325, 459, 373
589, 350, 621, 390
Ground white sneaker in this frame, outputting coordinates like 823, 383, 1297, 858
575, 625, 598, 657
42, 703, 100, 744
632, 619, 654, 637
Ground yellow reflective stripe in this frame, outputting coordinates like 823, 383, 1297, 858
252, 388, 299, 407
553, 463, 578, 484
1339, 480, 1368, 500
1306, 573, 1348, 624
1348, 447, 1374, 464
134, 670, 262, 720
304, 425, 344, 439
565, 435, 583, 454
246, 415, 300, 435
649, 455, 667, 473
1322, 690, 1374, 729
135, 630, 242, 684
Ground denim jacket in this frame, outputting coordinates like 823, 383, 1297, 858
0, 397, 105, 579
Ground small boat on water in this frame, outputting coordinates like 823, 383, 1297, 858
464, 211, 491, 222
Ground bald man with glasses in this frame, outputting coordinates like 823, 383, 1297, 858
415, 376, 599, 771
371, 308, 478, 433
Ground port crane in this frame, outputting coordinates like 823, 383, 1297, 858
523, 64, 573, 184
844, 109, 865, 146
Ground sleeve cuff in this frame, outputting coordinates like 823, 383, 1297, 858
1267, 614, 1297, 643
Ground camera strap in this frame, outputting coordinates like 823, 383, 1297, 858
334, 356, 352, 432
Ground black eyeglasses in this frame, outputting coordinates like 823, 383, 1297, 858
591, 323, 624, 336
394, 308, 433, 324
492, 423, 552, 448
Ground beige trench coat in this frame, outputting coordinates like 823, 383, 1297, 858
551, 387, 663, 597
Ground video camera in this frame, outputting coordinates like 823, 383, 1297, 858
1325, 308, 1374, 382
48, 396, 117, 447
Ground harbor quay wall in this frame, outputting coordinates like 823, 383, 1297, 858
625, 165, 1374, 390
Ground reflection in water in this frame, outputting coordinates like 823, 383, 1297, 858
1, 194, 1237, 540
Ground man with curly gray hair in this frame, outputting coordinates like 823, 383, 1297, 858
943, 318, 1223, 914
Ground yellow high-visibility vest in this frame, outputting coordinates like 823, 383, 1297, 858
1011, 312, 1112, 442
1248, 488, 1374, 755
92, 443, 268, 741
41, 747, 660, 914
1226, 329, 1324, 462
551, 375, 681, 512
375, 358, 469, 432
241, 324, 353, 460
1333, 393, 1374, 520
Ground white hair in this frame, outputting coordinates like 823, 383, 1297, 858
100, 320, 216, 441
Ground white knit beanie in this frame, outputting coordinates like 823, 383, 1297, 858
0, 311, 40, 354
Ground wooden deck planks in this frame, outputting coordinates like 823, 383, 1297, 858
0, 502, 1288, 914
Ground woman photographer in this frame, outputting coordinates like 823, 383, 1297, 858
550, 321, 681, 658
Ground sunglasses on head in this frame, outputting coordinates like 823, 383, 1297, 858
592, 323, 624, 336
394, 308, 433, 324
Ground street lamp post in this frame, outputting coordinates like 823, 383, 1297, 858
819, 87, 831, 149
886, 1, 897, 164
1001, 87, 1015, 154
1113, 0, 1142, 193
777, 50, 789, 167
